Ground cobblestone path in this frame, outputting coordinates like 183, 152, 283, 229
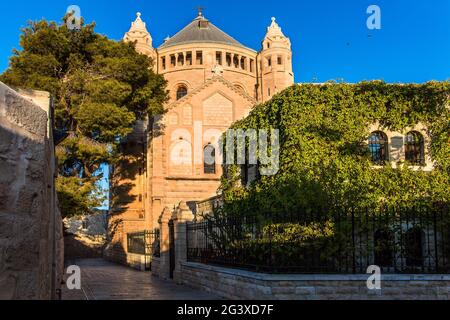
62, 259, 220, 300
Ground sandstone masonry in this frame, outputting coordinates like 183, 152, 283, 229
0, 82, 63, 300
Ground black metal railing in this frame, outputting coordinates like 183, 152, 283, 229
127, 229, 160, 260
186, 204, 450, 274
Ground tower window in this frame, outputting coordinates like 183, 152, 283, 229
196, 51, 203, 65
216, 52, 222, 65
267, 43, 270, 49
267, 58, 272, 67
277, 56, 283, 65
176, 86, 188, 100
268, 88, 271, 96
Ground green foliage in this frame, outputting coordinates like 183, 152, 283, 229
56, 176, 104, 217
221, 82, 450, 217
1, 17, 168, 218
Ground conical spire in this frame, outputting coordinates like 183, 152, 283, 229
124, 12, 154, 54
262, 17, 291, 49
129, 12, 149, 33
266, 17, 285, 38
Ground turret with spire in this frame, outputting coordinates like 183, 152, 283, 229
259, 17, 294, 101
124, 12, 156, 63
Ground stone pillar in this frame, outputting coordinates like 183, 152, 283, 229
157, 207, 172, 280
172, 202, 195, 284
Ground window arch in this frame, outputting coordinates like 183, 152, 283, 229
204, 144, 216, 174
234, 84, 245, 93
368, 131, 389, 165
176, 85, 188, 100
374, 229, 394, 267
405, 131, 425, 165
405, 227, 425, 267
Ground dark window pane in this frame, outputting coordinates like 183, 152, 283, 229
176, 86, 188, 100
368, 131, 388, 165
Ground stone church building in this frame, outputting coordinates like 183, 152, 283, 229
105, 11, 294, 263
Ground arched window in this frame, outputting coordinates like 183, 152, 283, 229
368, 131, 389, 165
374, 229, 394, 267
405, 131, 425, 165
176, 86, 188, 100
405, 227, 424, 267
204, 144, 216, 174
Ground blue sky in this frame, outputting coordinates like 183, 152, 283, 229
1, 0, 449, 83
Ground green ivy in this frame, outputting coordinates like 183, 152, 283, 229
221, 82, 450, 217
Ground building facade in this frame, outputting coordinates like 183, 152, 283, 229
105, 11, 294, 262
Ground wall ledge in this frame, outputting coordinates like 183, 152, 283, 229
181, 262, 450, 282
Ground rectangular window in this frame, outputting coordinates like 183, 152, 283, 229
186, 52, 192, 65
226, 53, 232, 67
161, 57, 166, 70
170, 55, 176, 67
267, 58, 272, 67
277, 56, 283, 65
240, 57, 246, 70
177, 53, 184, 66
250, 59, 254, 73
216, 52, 222, 65
196, 51, 203, 65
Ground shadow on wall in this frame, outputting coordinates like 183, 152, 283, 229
64, 234, 106, 261
106, 116, 167, 263
0, 82, 63, 300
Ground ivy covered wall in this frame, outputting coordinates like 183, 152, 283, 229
220, 82, 450, 217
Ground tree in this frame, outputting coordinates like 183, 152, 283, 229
1, 16, 168, 218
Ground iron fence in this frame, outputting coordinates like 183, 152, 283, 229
127, 229, 160, 269
186, 204, 450, 274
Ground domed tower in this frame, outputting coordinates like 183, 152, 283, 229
259, 17, 294, 101
124, 13, 157, 67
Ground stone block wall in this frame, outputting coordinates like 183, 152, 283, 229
0, 82, 63, 300
178, 262, 450, 300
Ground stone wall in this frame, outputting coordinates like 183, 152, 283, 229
179, 262, 450, 300
0, 82, 63, 300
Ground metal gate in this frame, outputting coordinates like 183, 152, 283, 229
127, 229, 160, 271
169, 219, 175, 279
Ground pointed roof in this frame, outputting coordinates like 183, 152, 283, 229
159, 14, 252, 50
265, 17, 286, 38
128, 12, 149, 34
167, 75, 256, 109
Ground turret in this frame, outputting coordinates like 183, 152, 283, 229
124, 13, 157, 67
259, 17, 294, 101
